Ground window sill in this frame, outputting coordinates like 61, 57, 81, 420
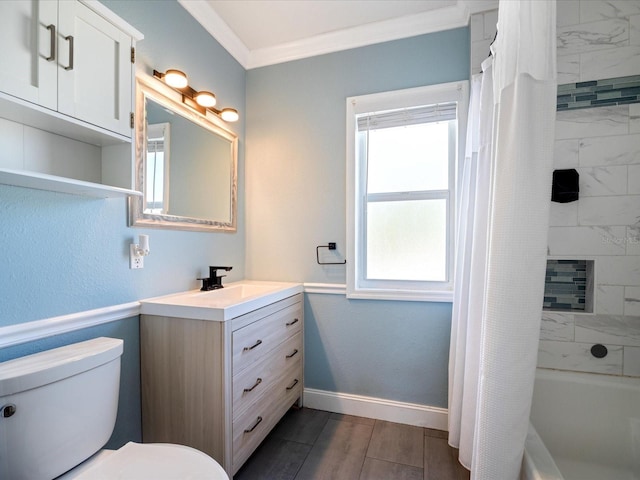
346, 288, 453, 303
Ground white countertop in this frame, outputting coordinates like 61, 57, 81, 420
139, 280, 303, 321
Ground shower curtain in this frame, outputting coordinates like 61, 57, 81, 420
448, 1, 557, 479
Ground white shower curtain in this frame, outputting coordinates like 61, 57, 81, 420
448, 1, 557, 479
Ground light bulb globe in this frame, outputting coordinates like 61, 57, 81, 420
220, 108, 239, 122
195, 91, 217, 107
164, 69, 188, 88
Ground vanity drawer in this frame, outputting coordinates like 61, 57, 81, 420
232, 361, 303, 472
232, 302, 302, 374
233, 332, 302, 420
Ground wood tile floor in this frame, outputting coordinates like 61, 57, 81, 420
234, 408, 470, 480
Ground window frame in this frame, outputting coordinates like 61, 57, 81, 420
346, 81, 468, 302
145, 122, 171, 215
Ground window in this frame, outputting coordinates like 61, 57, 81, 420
145, 123, 170, 214
346, 82, 468, 301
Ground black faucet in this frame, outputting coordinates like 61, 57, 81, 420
198, 266, 233, 291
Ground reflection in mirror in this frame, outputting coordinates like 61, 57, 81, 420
145, 122, 169, 214
130, 74, 238, 232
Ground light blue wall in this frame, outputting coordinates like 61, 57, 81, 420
0, 0, 246, 446
305, 295, 453, 406
246, 28, 469, 407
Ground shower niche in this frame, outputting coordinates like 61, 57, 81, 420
543, 259, 594, 313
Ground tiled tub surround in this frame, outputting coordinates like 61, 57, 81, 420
543, 260, 591, 312
557, 75, 640, 111
540, 312, 640, 376
542, 97, 639, 378
540, 0, 640, 379
539, 308, 640, 379
469, 3, 640, 377
472, 2, 640, 81
556, 0, 640, 84
542, 99, 640, 378
469, 9, 498, 75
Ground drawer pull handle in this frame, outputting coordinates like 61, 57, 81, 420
64, 35, 74, 71
244, 416, 263, 433
286, 379, 299, 390
286, 318, 299, 326
243, 378, 262, 393
46, 25, 56, 61
243, 339, 262, 351
286, 349, 299, 359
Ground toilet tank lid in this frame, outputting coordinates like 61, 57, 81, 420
0, 337, 123, 397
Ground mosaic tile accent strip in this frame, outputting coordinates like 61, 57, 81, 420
544, 259, 587, 311
557, 75, 640, 111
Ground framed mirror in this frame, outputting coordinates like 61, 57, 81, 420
129, 73, 238, 232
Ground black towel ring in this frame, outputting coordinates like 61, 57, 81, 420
316, 244, 346, 265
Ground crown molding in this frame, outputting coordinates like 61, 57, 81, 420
460, 0, 498, 15
177, 0, 250, 67
179, 1, 478, 70
247, 3, 470, 69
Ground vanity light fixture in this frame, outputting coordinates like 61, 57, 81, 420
153, 69, 239, 122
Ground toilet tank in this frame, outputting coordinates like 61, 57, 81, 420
0, 337, 124, 480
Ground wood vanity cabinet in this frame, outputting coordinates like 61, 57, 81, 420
140, 293, 304, 476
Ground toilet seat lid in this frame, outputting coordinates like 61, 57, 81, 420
73, 442, 229, 480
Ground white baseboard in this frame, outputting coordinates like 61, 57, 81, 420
303, 388, 448, 431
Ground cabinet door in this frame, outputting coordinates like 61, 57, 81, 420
57, 0, 132, 137
0, 0, 57, 109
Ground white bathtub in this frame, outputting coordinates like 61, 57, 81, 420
522, 368, 640, 480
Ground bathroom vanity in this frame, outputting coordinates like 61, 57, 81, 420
139, 281, 304, 476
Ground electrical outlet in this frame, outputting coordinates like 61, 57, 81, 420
129, 244, 144, 269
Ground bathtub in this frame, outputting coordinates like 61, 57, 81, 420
522, 368, 640, 480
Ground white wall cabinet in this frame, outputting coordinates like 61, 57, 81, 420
0, 0, 139, 139
0, 1, 58, 111
0, 0, 143, 198
141, 294, 304, 477
57, 1, 134, 137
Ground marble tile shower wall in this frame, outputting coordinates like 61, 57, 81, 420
542, 0, 640, 378
469, 9, 497, 75
471, 1, 640, 377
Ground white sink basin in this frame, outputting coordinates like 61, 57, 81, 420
140, 281, 303, 321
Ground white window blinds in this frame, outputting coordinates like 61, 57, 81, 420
357, 102, 457, 131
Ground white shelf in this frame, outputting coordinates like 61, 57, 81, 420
0, 169, 142, 199
0, 91, 131, 147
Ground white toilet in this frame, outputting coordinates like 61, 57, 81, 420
0, 337, 229, 480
